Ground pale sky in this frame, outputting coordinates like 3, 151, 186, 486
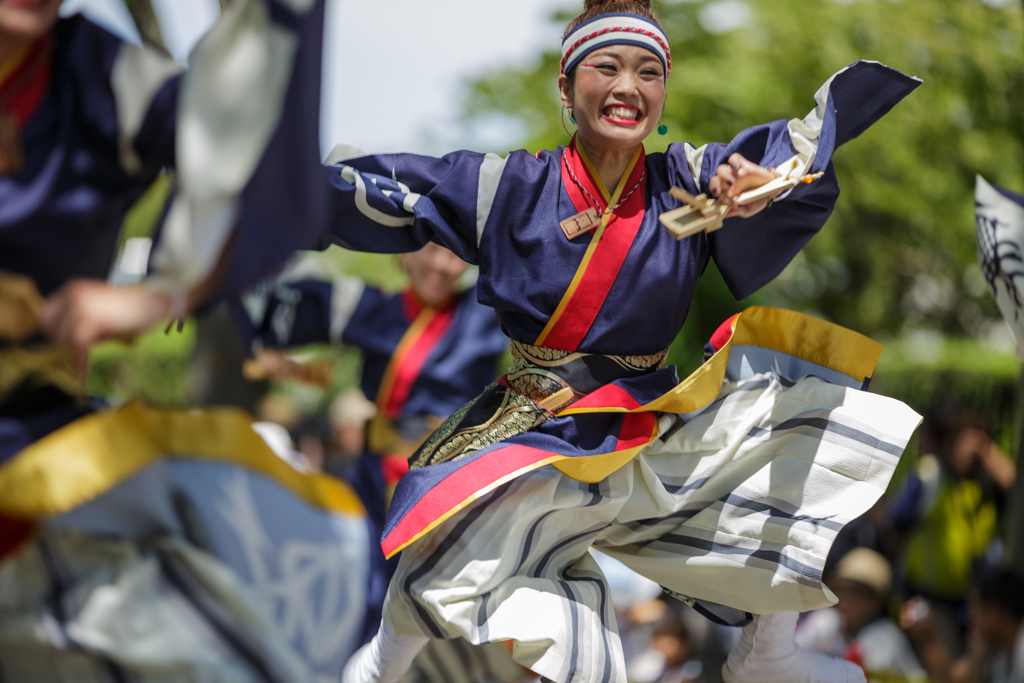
61, 0, 578, 156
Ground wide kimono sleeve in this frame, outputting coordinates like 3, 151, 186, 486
319, 148, 508, 266
669, 60, 920, 300
229, 252, 373, 350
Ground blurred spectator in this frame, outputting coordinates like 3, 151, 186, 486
628, 606, 706, 683
291, 413, 332, 472
591, 551, 736, 681
799, 548, 925, 681
826, 498, 891, 574
890, 403, 1016, 654
902, 568, 1024, 683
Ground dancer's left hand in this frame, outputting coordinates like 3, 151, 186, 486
40, 279, 176, 349
707, 153, 778, 218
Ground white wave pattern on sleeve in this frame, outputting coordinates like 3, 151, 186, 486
337, 165, 419, 228
770, 63, 853, 200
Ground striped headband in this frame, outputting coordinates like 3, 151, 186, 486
561, 12, 671, 77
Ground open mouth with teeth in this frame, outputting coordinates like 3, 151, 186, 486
602, 105, 643, 126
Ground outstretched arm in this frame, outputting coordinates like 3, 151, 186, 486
674, 60, 920, 300
228, 252, 370, 351
316, 147, 508, 266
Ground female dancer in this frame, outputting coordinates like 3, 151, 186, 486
41, 0, 922, 681
233, 242, 508, 643
312, 1, 921, 681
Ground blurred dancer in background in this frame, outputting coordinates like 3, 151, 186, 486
0, 0, 371, 679
232, 241, 508, 644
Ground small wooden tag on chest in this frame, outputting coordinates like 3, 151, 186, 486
560, 207, 601, 240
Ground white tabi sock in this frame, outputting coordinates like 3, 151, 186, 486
341, 621, 429, 683
722, 612, 866, 683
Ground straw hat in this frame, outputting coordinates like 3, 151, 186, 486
834, 548, 892, 598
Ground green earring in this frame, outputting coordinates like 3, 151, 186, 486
567, 107, 577, 126
658, 122, 668, 136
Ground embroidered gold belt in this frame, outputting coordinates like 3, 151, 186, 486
409, 341, 668, 470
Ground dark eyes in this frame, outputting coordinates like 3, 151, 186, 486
594, 64, 663, 79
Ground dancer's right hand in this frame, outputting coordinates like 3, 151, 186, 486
708, 153, 778, 218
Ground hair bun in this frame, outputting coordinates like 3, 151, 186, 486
567, 0, 659, 39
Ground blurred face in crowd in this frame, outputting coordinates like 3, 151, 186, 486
333, 421, 365, 457
834, 579, 884, 638
946, 426, 989, 479
559, 45, 666, 156
400, 242, 466, 308
0, 0, 63, 45
652, 632, 690, 668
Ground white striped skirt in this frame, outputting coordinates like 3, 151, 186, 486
381, 371, 920, 683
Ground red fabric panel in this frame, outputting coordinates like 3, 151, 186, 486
0, 515, 34, 564
563, 382, 644, 412
709, 313, 741, 353
382, 444, 557, 557
384, 293, 456, 419
381, 454, 410, 486
617, 412, 658, 450
544, 138, 647, 351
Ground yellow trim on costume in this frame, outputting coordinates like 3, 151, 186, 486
577, 142, 613, 204
534, 146, 643, 347
552, 420, 659, 483
386, 307, 884, 556
0, 402, 365, 520
559, 306, 883, 417
376, 306, 436, 415
0, 43, 31, 89
386, 419, 660, 557
729, 307, 881, 382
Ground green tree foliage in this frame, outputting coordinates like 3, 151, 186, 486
467, 0, 1024, 353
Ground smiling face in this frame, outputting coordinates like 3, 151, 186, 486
0, 0, 62, 45
559, 44, 666, 154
